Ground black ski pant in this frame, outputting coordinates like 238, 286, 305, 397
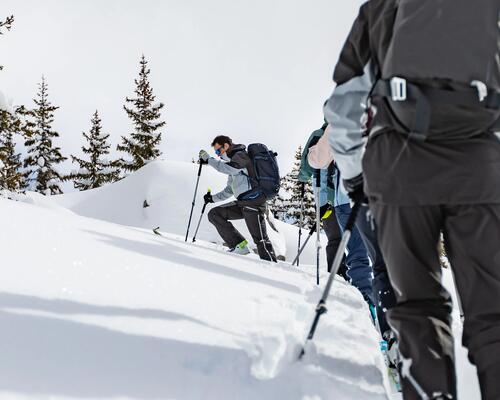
322, 210, 348, 279
371, 202, 500, 400
207, 201, 277, 262
355, 204, 396, 337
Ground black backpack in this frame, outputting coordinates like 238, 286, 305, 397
372, 0, 500, 139
240, 143, 280, 200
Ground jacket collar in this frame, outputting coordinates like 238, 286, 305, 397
226, 143, 246, 159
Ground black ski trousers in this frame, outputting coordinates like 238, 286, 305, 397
355, 204, 396, 337
371, 202, 500, 400
207, 200, 277, 262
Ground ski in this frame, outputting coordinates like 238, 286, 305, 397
380, 338, 402, 394
153, 227, 162, 236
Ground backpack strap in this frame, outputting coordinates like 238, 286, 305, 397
372, 77, 500, 141
326, 162, 335, 190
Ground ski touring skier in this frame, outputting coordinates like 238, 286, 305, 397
301, 124, 374, 306
298, 125, 351, 279
199, 135, 278, 262
324, 0, 500, 399
307, 123, 399, 389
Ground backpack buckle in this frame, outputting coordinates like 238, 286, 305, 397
390, 77, 407, 101
470, 80, 488, 102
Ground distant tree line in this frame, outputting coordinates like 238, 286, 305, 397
0, 16, 166, 195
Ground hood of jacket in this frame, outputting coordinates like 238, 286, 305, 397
226, 144, 247, 159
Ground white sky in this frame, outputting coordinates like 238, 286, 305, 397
0, 0, 364, 174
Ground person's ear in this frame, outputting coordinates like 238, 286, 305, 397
224, 143, 230, 151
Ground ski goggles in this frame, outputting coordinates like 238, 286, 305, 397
215, 148, 222, 157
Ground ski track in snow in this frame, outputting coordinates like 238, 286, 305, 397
0, 160, 480, 399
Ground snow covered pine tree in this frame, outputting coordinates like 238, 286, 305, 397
0, 15, 14, 72
68, 110, 120, 190
0, 107, 25, 192
24, 76, 67, 195
117, 55, 165, 173
278, 146, 315, 227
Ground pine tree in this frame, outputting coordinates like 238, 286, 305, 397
268, 187, 287, 221
68, 110, 120, 191
0, 108, 25, 191
0, 15, 14, 72
24, 76, 67, 195
117, 55, 165, 173
269, 146, 316, 227
280, 146, 316, 228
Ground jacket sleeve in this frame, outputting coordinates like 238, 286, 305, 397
212, 177, 234, 202
308, 128, 334, 170
298, 130, 323, 182
212, 185, 233, 202
323, 2, 376, 180
207, 156, 244, 176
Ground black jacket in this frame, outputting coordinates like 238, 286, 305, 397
324, 0, 500, 205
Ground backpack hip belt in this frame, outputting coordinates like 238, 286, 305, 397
372, 77, 500, 141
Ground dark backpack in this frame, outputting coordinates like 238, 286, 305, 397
240, 143, 280, 200
372, 0, 500, 139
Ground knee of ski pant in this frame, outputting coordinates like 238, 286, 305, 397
464, 325, 500, 372
387, 299, 454, 338
207, 207, 222, 224
345, 261, 373, 287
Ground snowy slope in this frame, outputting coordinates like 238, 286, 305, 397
0, 196, 387, 400
51, 160, 326, 264
1, 160, 481, 399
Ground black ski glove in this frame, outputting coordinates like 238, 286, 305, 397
204, 192, 214, 204
343, 173, 368, 204
320, 204, 333, 220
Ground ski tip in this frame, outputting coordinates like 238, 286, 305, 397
153, 227, 162, 236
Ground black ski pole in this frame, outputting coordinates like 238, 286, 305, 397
314, 169, 321, 285
185, 161, 204, 242
291, 224, 316, 266
298, 201, 361, 360
297, 182, 305, 266
192, 189, 211, 243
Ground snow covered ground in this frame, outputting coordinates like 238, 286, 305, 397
0, 160, 481, 399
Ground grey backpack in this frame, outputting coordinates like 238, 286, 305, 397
373, 0, 500, 139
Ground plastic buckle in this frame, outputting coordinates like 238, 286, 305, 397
390, 77, 407, 101
470, 80, 488, 102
